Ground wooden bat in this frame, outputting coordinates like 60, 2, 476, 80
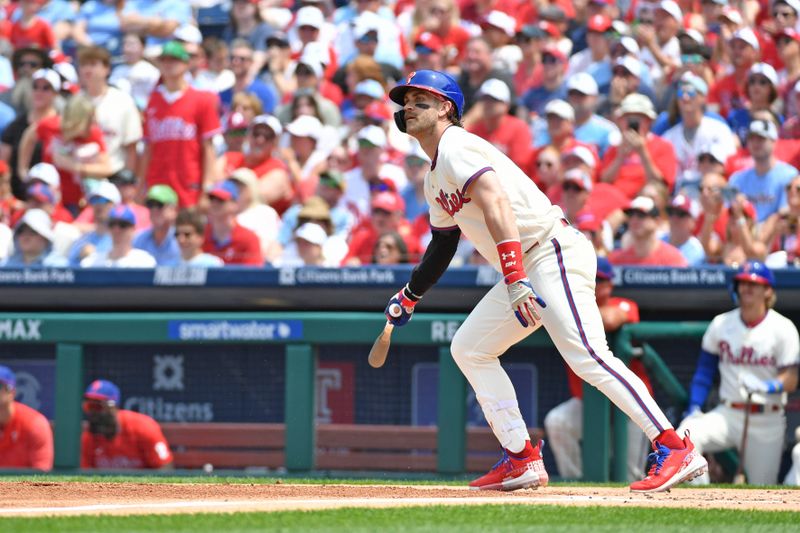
368, 305, 400, 368
733, 392, 752, 485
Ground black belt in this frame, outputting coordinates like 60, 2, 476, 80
725, 401, 782, 413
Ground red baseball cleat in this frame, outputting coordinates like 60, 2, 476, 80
629, 430, 708, 493
469, 440, 548, 491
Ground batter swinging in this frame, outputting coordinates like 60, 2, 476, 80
384, 70, 708, 492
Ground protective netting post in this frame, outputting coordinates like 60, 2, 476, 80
437, 346, 467, 473
54, 343, 83, 470
285, 344, 316, 471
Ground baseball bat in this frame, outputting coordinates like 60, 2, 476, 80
733, 392, 752, 485
368, 305, 401, 368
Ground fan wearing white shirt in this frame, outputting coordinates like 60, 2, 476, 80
81, 205, 156, 268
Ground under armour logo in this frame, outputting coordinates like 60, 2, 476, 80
501, 251, 516, 261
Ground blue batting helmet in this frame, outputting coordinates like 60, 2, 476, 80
730, 261, 774, 304
389, 70, 465, 118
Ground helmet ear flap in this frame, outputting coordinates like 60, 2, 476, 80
394, 110, 406, 133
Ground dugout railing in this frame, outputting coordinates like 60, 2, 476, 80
0, 312, 704, 481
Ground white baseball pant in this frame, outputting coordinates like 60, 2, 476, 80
544, 396, 650, 481
677, 405, 785, 485
450, 225, 672, 454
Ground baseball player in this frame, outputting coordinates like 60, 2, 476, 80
81, 380, 173, 469
384, 70, 707, 492
678, 261, 799, 485
544, 256, 652, 481
0, 365, 53, 471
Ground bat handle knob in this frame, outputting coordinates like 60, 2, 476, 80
389, 303, 402, 318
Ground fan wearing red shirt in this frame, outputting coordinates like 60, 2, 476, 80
219, 114, 291, 213
707, 28, 760, 118
0, 365, 53, 471
467, 78, 532, 170
18, 95, 112, 213
81, 379, 173, 470
543, 258, 653, 481
343, 191, 421, 265
609, 196, 689, 266
9, 0, 55, 50
142, 41, 221, 208
599, 94, 677, 199
202, 180, 263, 265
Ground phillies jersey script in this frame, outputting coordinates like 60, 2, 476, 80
425, 126, 565, 271
143, 87, 221, 207
702, 309, 800, 406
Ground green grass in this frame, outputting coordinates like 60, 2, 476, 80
1, 505, 798, 533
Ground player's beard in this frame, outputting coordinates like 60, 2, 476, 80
87, 412, 119, 438
404, 110, 437, 137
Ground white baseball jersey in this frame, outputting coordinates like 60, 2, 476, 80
702, 309, 800, 406
425, 126, 565, 272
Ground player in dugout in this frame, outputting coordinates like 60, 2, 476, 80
81, 379, 173, 470
0, 365, 53, 471
383, 70, 707, 493
678, 261, 799, 484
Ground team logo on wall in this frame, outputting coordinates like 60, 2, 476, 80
14, 371, 42, 410
153, 354, 185, 391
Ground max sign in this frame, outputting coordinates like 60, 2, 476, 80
0, 319, 42, 340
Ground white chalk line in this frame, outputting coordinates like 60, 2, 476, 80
0, 494, 787, 516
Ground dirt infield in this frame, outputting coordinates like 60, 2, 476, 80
0, 482, 799, 517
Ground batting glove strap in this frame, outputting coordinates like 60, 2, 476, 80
766, 379, 784, 394
497, 240, 526, 284
385, 285, 418, 327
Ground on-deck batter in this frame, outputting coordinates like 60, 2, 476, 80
384, 70, 707, 493
679, 261, 799, 484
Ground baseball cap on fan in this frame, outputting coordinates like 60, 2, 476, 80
566, 73, 599, 96
294, 222, 328, 246
477, 78, 511, 103
286, 115, 322, 140
27, 162, 60, 189
596, 256, 614, 281
730, 27, 760, 51
747, 119, 778, 141
84, 379, 120, 404
208, 180, 240, 202
481, 10, 517, 38
108, 204, 137, 226
27, 182, 55, 204
587, 14, 613, 33
88, 180, 121, 205
666, 194, 700, 218
624, 196, 659, 217
295, 6, 324, 30
14, 208, 54, 242
415, 31, 443, 54
563, 169, 593, 192
544, 99, 575, 121
32, 68, 61, 91
656, 0, 683, 23
563, 145, 596, 169
0, 365, 15, 390
251, 114, 283, 136
357, 125, 387, 148
160, 41, 190, 62
372, 191, 405, 212
354, 79, 385, 100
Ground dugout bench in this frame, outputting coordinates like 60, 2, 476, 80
161, 423, 544, 472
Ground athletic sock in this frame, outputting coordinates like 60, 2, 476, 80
506, 440, 535, 459
656, 429, 686, 450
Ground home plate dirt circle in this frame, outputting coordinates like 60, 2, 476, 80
0, 482, 798, 517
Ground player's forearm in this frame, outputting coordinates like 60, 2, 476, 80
202, 141, 218, 189
407, 228, 460, 298
778, 367, 799, 394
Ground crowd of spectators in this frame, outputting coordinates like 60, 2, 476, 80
0, 0, 799, 269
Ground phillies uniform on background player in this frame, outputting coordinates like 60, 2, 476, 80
384, 70, 707, 492
81, 380, 173, 470
142, 41, 221, 208
678, 262, 799, 485
544, 257, 652, 482
0, 365, 53, 471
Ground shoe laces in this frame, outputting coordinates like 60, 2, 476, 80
491, 450, 511, 471
644, 442, 671, 477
